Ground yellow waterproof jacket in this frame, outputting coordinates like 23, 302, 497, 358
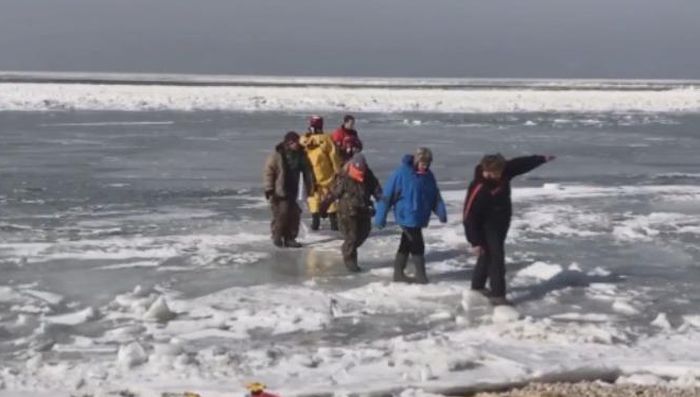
300, 132, 342, 188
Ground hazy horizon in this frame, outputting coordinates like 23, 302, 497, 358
1, 0, 699, 80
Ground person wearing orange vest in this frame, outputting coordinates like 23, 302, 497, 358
463, 153, 555, 305
320, 153, 382, 272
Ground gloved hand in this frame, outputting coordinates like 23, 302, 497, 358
471, 246, 485, 256
318, 200, 331, 216
439, 214, 448, 224
544, 155, 556, 162
265, 190, 274, 201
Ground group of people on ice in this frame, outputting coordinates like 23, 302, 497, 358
263, 115, 555, 304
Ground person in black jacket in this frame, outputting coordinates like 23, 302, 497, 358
463, 153, 555, 305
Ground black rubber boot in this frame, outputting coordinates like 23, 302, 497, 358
284, 239, 303, 248
273, 237, 284, 248
413, 255, 429, 284
471, 288, 491, 298
311, 213, 321, 231
329, 213, 339, 231
344, 251, 361, 273
393, 252, 413, 283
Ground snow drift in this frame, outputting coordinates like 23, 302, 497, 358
1, 74, 700, 113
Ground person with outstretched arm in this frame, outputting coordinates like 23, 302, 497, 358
263, 131, 314, 248
463, 153, 555, 305
374, 148, 448, 284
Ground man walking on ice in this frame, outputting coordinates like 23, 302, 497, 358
463, 153, 555, 305
375, 147, 448, 284
320, 153, 382, 273
263, 131, 314, 248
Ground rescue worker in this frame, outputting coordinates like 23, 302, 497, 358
374, 148, 448, 284
300, 115, 343, 231
321, 153, 382, 272
463, 153, 555, 305
263, 131, 314, 248
331, 115, 362, 162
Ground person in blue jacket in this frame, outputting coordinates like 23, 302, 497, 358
374, 147, 448, 284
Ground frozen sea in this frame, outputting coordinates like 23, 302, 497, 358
1, 76, 700, 396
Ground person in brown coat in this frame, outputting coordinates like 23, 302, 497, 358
321, 153, 382, 272
263, 131, 314, 248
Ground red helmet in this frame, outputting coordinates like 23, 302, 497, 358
309, 115, 324, 130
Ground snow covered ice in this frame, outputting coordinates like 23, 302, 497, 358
2, 78, 700, 396
2, 74, 700, 113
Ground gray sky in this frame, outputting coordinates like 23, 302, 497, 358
1, 0, 699, 79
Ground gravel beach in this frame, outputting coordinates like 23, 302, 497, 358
473, 382, 700, 397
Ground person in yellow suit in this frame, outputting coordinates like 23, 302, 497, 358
300, 115, 343, 231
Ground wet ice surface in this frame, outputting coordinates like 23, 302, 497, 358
1, 111, 700, 395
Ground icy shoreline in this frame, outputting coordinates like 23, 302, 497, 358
3, 241, 700, 396
2, 81, 700, 113
3, 182, 700, 396
2, 289, 700, 397
2, 103, 700, 397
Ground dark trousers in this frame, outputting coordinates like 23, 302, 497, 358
398, 227, 425, 256
339, 214, 372, 260
270, 199, 301, 241
471, 221, 509, 297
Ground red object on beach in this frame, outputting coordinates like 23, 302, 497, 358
247, 382, 281, 397
256, 392, 280, 397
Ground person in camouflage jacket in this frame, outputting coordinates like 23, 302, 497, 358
321, 153, 382, 272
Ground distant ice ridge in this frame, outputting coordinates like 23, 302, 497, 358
2, 71, 698, 89
1, 75, 700, 112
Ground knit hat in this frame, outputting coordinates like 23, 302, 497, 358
414, 147, 433, 165
349, 153, 367, 171
284, 131, 300, 143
